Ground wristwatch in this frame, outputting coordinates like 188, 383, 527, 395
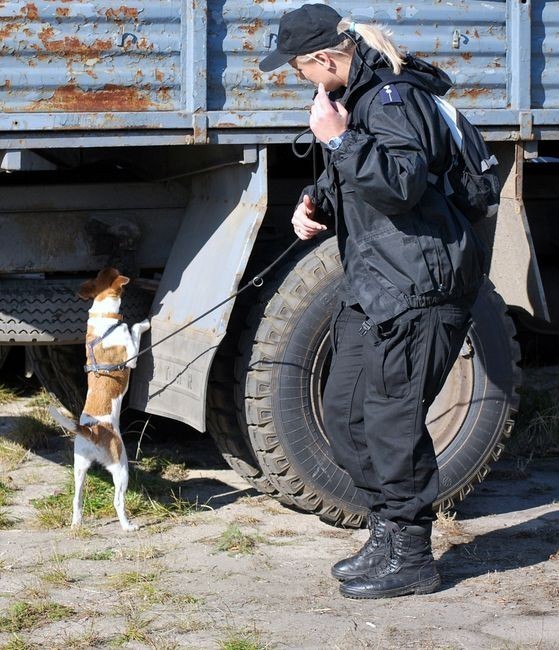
326, 131, 349, 151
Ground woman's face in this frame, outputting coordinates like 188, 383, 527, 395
290, 53, 347, 92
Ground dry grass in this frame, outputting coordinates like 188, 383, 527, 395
218, 627, 269, 650
509, 386, 559, 458
0, 383, 20, 406
214, 524, 265, 555
1, 634, 40, 650
0, 439, 29, 471
0, 479, 17, 529
31, 464, 199, 529
39, 550, 75, 586
0, 601, 75, 633
435, 510, 464, 536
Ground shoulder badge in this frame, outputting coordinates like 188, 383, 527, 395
379, 84, 402, 105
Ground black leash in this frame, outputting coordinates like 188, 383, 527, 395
89, 130, 319, 375
89, 237, 302, 374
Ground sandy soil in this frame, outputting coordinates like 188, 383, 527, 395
1, 387, 559, 649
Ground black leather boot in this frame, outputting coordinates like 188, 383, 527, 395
331, 512, 389, 581
339, 522, 441, 599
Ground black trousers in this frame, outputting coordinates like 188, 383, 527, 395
323, 297, 474, 525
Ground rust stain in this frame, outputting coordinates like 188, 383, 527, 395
0, 22, 17, 40
461, 52, 473, 61
463, 87, 490, 100
156, 86, 172, 102
270, 71, 288, 85
21, 3, 39, 20
243, 40, 254, 51
105, 6, 139, 21
38, 27, 113, 53
30, 84, 155, 112
155, 69, 164, 82
55, 7, 70, 17
3, 79, 10, 89
239, 19, 263, 36
137, 37, 154, 51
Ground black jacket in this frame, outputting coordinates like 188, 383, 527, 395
301, 41, 486, 325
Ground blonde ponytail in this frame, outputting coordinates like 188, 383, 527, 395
337, 18, 406, 74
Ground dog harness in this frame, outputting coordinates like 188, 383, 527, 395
83, 314, 128, 375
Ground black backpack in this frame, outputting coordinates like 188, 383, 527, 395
371, 69, 501, 223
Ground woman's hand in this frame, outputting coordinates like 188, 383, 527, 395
292, 195, 327, 240
309, 83, 349, 143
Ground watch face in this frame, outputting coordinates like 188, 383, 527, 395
327, 136, 342, 150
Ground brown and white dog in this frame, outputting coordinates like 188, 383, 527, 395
50, 267, 150, 531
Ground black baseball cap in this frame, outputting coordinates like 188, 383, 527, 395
259, 4, 344, 72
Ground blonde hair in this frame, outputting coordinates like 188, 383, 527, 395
294, 16, 406, 75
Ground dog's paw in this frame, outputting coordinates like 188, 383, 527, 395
137, 319, 150, 333
122, 522, 139, 532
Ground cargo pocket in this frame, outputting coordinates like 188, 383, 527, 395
369, 317, 416, 399
329, 302, 347, 356
433, 307, 472, 396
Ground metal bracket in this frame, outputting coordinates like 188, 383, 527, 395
192, 112, 208, 144
519, 111, 533, 141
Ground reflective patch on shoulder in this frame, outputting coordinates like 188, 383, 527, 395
379, 84, 402, 105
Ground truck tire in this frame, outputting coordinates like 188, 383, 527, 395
237, 237, 521, 527
27, 344, 86, 415
206, 333, 283, 498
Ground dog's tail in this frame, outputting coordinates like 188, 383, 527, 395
48, 405, 80, 434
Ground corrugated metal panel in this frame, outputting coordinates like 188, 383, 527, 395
2, 0, 181, 112
532, 0, 559, 109
3, 0, 559, 138
209, 0, 508, 111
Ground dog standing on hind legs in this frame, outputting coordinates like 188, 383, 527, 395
50, 267, 150, 531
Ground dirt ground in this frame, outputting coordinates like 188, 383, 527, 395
1, 363, 559, 650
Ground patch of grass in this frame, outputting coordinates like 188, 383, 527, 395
269, 528, 298, 538
53, 627, 103, 649
32, 465, 199, 529
0, 601, 75, 633
0, 383, 20, 406
0, 480, 14, 507
9, 408, 59, 450
509, 387, 559, 457
0, 480, 16, 530
218, 628, 268, 650
435, 510, 463, 536
114, 544, 164, 561
214, 524, 265, 555
1, 634, 39, 650
0, 439, 28, 470
136, 455, 189, 481
27, 388, 55, 409
108, 570, 159, 592
81, 549, 116, 561
110, 601, 154, 647
40, 550, 74, 586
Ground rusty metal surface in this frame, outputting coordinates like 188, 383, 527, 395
3, 0, 559, 138
212, 0, 507, 111
3, 0, 181, 113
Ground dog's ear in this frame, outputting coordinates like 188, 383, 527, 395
78, 279, 96, 300
112, 275, 130, 291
